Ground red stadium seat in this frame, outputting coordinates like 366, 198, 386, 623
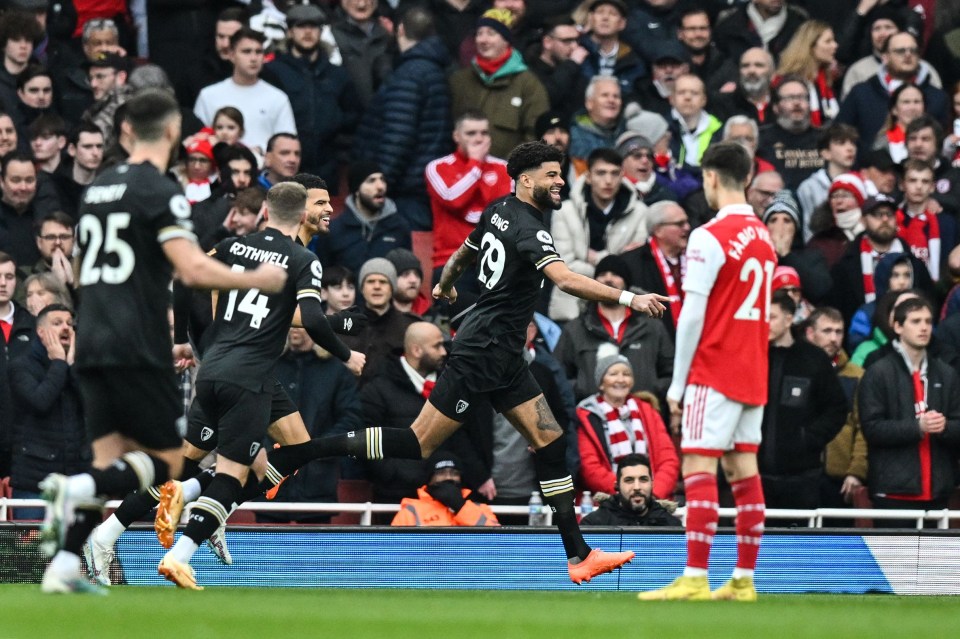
329, 479, 373, 525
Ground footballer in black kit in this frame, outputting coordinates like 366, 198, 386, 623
311, 142, 668, 585
196, 226, 349, 465
429, 195, 561, 419
75, 161, 194, 452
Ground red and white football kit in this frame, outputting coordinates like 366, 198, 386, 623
667, 204, 777, 456
425, 149, 511, 269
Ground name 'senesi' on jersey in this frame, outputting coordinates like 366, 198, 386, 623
229, 242, 291, 269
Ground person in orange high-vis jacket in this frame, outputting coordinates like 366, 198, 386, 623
391, 452, 499, 527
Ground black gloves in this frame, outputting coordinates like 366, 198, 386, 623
426, 480, 466, 512
328, 306, 368, 336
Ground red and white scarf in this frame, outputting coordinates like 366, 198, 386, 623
400, 356, 436, 399
897, 207, 941, 281
598, 395, 648, 463
888, 342, 932, 501
597, 306, 631, 344
886, 125, 907, 163
650, 236, 685, 328
809, 71, 838, 127
860, 236, 905, 302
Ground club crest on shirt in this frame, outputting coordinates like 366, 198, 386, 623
250, 442, 261, 458
456, 400, 469, 414
200, 427, 214, 442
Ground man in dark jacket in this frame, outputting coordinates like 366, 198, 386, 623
313, 163, 412, 276
860, 297, 960, 524
261, 327, 362, 523
266, 4, 360, 191
525, 15, 588, 124
712, 0, 807, 64
326, 0, 394, 109
354, 7, 452, 232
580, 453, 681, 526
761, 292, 847, 513
9, 304, 87, 520
341, 257, 419, 386
361, 321, 490, 505
0, 251, 33, 477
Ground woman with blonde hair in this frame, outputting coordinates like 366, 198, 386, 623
777, 20, 839, 126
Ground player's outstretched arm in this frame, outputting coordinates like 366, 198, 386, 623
163, 237, 287, 293
542, 261, 669, 317
298, 296, 362, 373
433, 242, 478, 302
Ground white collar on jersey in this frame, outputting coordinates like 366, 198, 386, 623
715, 203, 755, 219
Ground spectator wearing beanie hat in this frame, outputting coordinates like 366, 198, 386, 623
826, 194, 936, 328
574, 342, 680, 500
550, 146, 649, 322
314, 161, 411, 276
343, 257, 419, 386
616, 131, 678, 204
386, 247, 431, 316
449, 8, 550, 159
555, 254, 674, 402
181, 137, 217, 204
390, 450, 500, 527
771, 265, 814, 324
763, 189, 833, 305
807, 172, 869, 270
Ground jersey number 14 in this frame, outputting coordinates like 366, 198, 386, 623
733, 257, 775, 321
223, 264, 271, 328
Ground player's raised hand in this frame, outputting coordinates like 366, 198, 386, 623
345, 350, 366, 377
630, 292, 670, 318
250, 263, 287, 293
432, 283, 457, 303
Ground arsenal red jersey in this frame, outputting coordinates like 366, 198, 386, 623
425, 149, 511, 268
683, 204, 777, 405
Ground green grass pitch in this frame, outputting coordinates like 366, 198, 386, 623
3, 585, 959, 639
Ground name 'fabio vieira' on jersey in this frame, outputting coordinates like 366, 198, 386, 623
198, 227, 324, 392
75, 162, 196, 371
456, 195, 562, 353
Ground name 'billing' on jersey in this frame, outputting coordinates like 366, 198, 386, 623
198, 228, 323, 392
456, 196, 562, 353
75, 162, 195, 371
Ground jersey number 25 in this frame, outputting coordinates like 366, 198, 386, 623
78, 213, 135, 285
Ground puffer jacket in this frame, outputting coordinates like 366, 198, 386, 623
354, 36, 453, 207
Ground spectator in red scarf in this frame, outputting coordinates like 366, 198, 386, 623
776, 20, 840, 127
575, 345, 679, 500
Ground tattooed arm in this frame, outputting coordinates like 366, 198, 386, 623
432, 242, 478, 302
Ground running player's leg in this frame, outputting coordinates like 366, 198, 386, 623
501, 391, 634, 583
160, 381, 269, 589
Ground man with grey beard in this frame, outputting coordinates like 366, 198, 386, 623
711, 47, 775, 124
756, 76, 825, 191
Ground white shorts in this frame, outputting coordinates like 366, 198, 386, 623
681, 384, 763, 457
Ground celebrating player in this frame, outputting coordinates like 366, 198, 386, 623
39, 89, 287, 594
297, 141, 669, 583
152, 182, 362, 589
638, 142, 776, 602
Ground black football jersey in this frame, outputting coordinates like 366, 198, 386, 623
75, 162, 196, 371
456, 196, 562, 353
197, 228, 323, 391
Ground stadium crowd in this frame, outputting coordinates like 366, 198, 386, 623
2, 0, 960, 527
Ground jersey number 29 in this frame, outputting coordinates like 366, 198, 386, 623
78, 213, 135, 285
733, 257, 775, 321
223, 264, 271, 328
477, 232, 506, 290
